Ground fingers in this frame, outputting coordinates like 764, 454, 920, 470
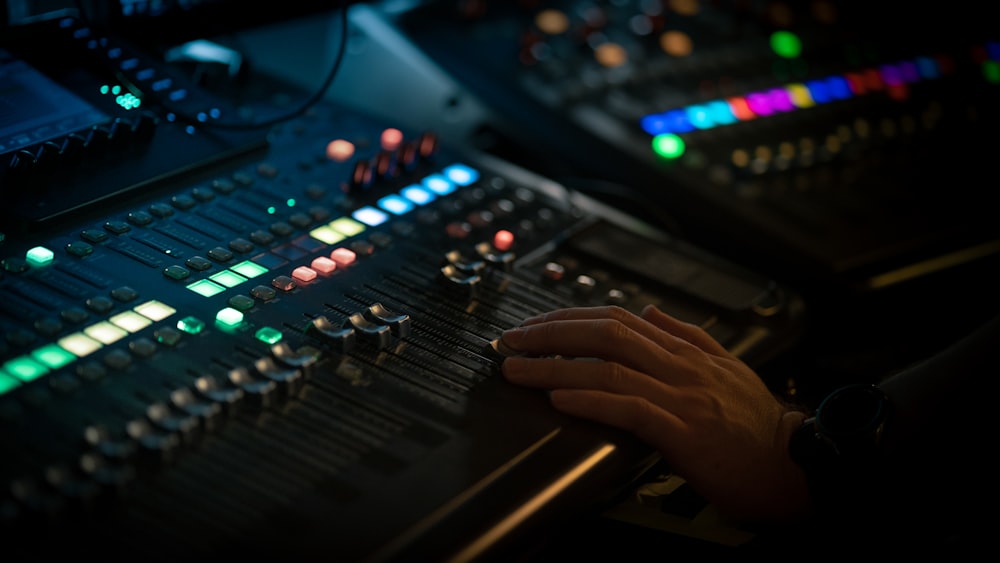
639, 304, 730, 356
547, 388, 685, 451
502, 355, 675, 406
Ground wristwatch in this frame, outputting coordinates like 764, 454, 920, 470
789, 383, 892, 510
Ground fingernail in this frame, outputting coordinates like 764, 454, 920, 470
519, 315, 543, 326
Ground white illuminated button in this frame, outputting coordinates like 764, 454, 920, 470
84, 322, 128, 344
311, 256, 337, 274
134, 300, 176, 321
292, 266, 318, 282
26, 246, 55, 267
330, 247, 357, 266
109, 311, 153, 333
58, 333, 103, 357
401, 184, 435, 205
352, 206, 389, 227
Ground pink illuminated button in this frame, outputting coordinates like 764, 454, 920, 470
330, 247, 357, 266
292, 266, 318, 282
325, 139, 355, 162
493, 229, 515, 252
311, 256, 337, 274
381, 128, 404, 151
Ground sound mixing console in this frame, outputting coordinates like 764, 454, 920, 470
0, 12, 803, 560
374, 0, 1000, 291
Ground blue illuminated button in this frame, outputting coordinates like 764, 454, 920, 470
421, 174, 456, 196
352, 206, 389, 227
377, 194, 415, 215
443, 164, 479, 186
400, 185, 436, 205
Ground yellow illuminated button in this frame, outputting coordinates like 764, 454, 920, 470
110, 310, 153, 333
58, 333, 103, 356
309, 225, 346, 245
85, 321, 128, 344
329, 217, 366, 237
134, 300, 176, 321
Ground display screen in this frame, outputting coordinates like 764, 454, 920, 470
0, 49, 108, 154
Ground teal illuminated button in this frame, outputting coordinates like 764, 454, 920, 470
230, 260, 268, 279
31, 344, 76, 369
215, 307, 244, 328
134, 300, 176, 321
210, 270, 248, 288
187, 279, 226, 297
3, 356, 49, 382
26, 246, 55, 267
329, 217, 366, 237
0, 371, 19, 395
255, 326, 283, 344
177, 316, 206, 334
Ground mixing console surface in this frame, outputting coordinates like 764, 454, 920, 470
0, 24, 804, 556
380, 0, 1000, 289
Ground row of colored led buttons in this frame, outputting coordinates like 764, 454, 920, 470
0, 163, 484, 396
641, 43, 1000, 159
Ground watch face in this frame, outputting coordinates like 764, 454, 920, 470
815, 384, 891, 447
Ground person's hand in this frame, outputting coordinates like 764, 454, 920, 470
499, 304, 811, 524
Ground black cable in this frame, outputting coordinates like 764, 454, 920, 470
174, 0, 349, 131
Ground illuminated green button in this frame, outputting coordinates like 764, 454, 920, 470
255, 326, 283, 344
187, 279, 226, 297
84, 321, 128, 344
309, 225, 346, 245
329, 217, 366, 237
134, 300, 176, 321
230, 260, 269, 279
109, 310, 153, 333
0, 372, 19, 395
210, 270, 248, 288
4, 356, 49, 382
215, 307, 244, 328
26, 246, 55, 267
177, 316, 206, 334
31, 344, 76, 369
58, 333, 103, 356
